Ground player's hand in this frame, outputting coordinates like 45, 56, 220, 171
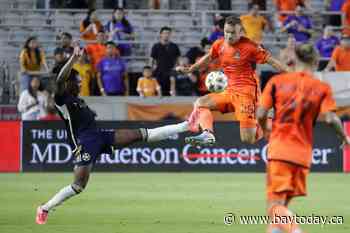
341, 136, 350, 148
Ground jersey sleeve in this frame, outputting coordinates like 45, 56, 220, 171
320, 85, 337, 114
252, 44, 270, 64
209, 39, 222, 60
260, 78, 275, 110
331, 46, 339, 61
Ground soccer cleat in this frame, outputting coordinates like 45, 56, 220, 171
185, 131, 216, 146
36, 206, 49, 225
187, 108, 200, 133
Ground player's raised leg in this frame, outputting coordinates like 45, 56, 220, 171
36, 164, 92, 224
185, 94, 218, 146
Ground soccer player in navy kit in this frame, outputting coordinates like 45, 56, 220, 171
36, 47, 189, 224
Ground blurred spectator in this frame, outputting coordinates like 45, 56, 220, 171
85, 30, 107, 69
281, 5, 313, 43
342, 0, 350, 36
325, 35, 350, 71
274, 0, 308, 25
240, 4, 272, 43
170, 57, 197, 96
185, 37, 211, 64
279, 35, 297, 70
325, 0, 346, 26
197, 41, 220, 96
73, 51, 94, 96
17, 77, 47, 120
80, 9, 103, 41
65, 0, 88, 8
208, 17, 225, 42
56, 32, 74, 59
19, 36, 49, 93
105, 7, 134, 56
315, 26, 340, 70
217, 0, 231, 10
97, 41, 128, 96
137, 66, 161, 97
39, 96, 60, 121
248, 0, 266, 11
150, 26, 180, 96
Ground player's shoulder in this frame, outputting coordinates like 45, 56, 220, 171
213, 38, 225, 46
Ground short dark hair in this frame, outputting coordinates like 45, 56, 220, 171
61, 32, 72, 39
295, 43, 318, 65
160, 26, 172, 34
200, 37, 212, 48
143, 65, 152, 70
105, 41, 117, 47
225, 16, 241, 27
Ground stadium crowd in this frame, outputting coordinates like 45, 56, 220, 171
16, 0, 350, 120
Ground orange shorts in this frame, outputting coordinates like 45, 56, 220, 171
266, 160, 309, 202
208, 88, 259, 128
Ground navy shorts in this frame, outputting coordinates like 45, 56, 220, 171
73, 130, 115, 166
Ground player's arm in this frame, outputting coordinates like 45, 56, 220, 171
176, 53, 212, 73
256, 80, 275, 140
322, 111, 350, 145
266, 55, 289, 72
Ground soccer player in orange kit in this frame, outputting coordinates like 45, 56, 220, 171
177, 16, 287, 146
257, 43, 350, 233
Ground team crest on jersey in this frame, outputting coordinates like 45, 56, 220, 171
82, 153, 91, 161
233, 51, 240, 59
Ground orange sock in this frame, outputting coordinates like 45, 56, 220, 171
198, 107, 214, 132
268, 205, 304, 233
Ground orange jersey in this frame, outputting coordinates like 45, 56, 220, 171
209, 37, 270, 92
331, 46, 350, 71
85, 43, 107, 69
342, 0, 350, 36
261, 72, 336, 168
274, 0, 304, 22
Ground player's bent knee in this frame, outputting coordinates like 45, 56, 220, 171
71, 183, 85, 194
240, 128, 256, 144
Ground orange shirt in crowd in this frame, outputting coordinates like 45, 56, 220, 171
137, 77, 160, 97
209, 37, 270, 93
274, 0, 304, 22
85, 43, 106, 69
260, 72, 336, 168
240, 14, 268, 43
342, 0, 350, 36
80, 21, 103, 41
19, 49, 46, 72
331, 46, 350, 71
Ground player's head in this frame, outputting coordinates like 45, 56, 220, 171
179, 56, 190, 66
249, 4, 260, 15
341, 35, 350, 48
105, 41, 119, 56
143, 66, 153, 78
112, 7, 125, 22
159, 26, 172, 42
224, 16, 244, 44
295, 43, 319, 69
54, 47, 65, 64
61, 32, 72, 47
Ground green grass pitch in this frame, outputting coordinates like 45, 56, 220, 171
0, 173, 349, 233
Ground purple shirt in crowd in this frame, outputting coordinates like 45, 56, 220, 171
105, 20, 133, 56
284, 15, 312, 42
329, 0, 346, 11
316, 35, 340, 58
208, 30, 224, 42
97, 57, 126, 95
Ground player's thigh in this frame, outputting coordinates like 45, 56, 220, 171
195, 91, 233, 112
113, 129, 142, 146
266, 160, 294, 205
73, 164, 92, 189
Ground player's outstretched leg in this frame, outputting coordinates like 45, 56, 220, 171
113, 121, 190, 146
185, 95, 216, 146
36, 165, 91, 224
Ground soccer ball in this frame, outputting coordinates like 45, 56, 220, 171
205, 71, 228, 93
